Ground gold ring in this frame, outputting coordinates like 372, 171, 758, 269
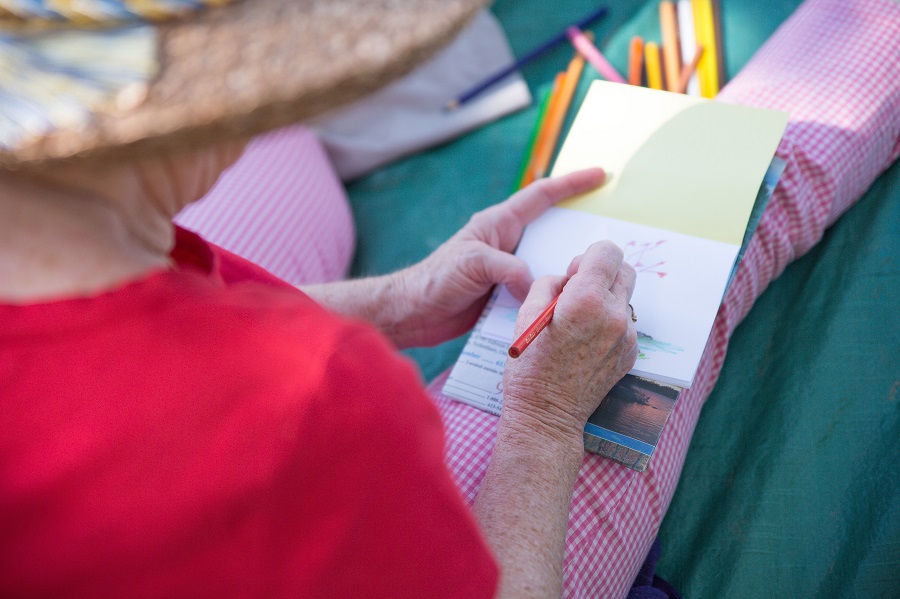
629, 304, 637, 323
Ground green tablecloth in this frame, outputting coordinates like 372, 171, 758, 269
345, 1, 900, 595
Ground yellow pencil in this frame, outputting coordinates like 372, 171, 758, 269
660, 1, 682, 92
644, 42, 664, 90
531, 52, 585, 179
692, 0, 719, 97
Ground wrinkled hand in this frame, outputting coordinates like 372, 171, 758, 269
501, 240, 639, 444
394, 168, 606, 348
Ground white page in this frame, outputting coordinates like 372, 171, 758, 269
677, 0, 701, 97
442, 318, 508, 416
481, 207, 738, 388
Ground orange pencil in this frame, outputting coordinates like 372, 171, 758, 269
628, 36, 644, 86
644, 41, 664, 90
508, 295, 559, 358
513, 86, 555, 192
531, 50, 585, 179
519, 73, 564, 188
659, 1, 682, 91
676, 45, 704, 94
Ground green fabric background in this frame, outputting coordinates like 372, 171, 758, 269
345, 1, 900, 596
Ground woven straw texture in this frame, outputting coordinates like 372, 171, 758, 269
1, 0, 486, 168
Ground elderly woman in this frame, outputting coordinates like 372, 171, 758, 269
0, 1, 636, 597
2, 0, 899, 597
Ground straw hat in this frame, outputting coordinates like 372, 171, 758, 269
0, 0, 486, 169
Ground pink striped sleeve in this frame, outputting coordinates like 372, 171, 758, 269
175, 125, 356, 286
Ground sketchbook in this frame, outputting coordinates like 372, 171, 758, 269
442, 81, 788, 470
443, 156, 785, 471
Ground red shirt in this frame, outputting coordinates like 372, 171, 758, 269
0, 228, 498, 598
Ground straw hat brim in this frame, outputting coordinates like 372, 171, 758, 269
2, 0, 487, 169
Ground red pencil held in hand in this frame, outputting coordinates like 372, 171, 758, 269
507, 294, 560, 358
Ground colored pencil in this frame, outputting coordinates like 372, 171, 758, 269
692, 0, 719, 97
508, 295, 559, 358
628, 36, 644, 86
566, 27, 626, 84
675, 45, 704, 94
513, 86, 554, 192
531, 51, 585, 180
518, 73, 564, 189
676, 0, 700, 95
644, 42, 664, 90
712, 0, 726, 87
445, 6, 609, 110
659, 1, 682, 92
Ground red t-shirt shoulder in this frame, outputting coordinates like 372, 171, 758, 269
0, 229, 498, 598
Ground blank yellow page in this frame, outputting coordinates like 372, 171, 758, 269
552, 81, 788, 245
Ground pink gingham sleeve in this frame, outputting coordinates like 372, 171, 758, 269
428, 0, 900, 597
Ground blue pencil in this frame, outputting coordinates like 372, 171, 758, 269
445, 6, 609, 110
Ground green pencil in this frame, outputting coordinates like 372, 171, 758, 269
513, 85, 554, 192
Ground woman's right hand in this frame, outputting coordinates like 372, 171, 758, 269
500, 240, 639, 446
475, 241, 638, 598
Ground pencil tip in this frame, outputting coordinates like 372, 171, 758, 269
444, 99, 460, 112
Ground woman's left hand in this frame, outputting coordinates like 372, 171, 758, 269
391, 168, 605, 348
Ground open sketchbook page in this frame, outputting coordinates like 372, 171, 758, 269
481, 208, 737, 388
482, 157, 788, 388
481, 81, 788, 388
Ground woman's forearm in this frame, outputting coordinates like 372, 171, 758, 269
300, 273, 419, 348
473, 412, 586, 599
